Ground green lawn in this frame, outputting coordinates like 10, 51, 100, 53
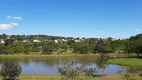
0, 74, 140, 80
108, 58, 142, 67
0, 53, 139, 59
0, 53, 98, 58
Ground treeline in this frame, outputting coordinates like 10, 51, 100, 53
0, 34, 142, 56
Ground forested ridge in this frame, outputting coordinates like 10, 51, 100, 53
0, 34, 142, 57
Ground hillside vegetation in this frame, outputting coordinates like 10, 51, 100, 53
0, 34, 142, 58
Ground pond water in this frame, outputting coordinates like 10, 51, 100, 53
0, 57, 140, 74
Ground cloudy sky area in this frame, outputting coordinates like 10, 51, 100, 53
0, 0, 142, 38
0, 16, 21, 30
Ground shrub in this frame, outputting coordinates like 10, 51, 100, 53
84, 68, 98, 80
139, 72, 142, 77
84, 68, 97, 77
58, 61, 85, 80
0, 60, 22, 80
117, 67, 137, 80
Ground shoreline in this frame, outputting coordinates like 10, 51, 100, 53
0, 54, 99, 58
13, 74, 141, 80
108, 58, 142, 67
0, 53, 127, 57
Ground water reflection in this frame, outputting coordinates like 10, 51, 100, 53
0, 57, 140, 74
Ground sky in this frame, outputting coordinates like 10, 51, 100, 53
0, 0, 142, 38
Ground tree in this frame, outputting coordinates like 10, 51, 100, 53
95, 40, 112, 54
58, 43, 68, 53
67, 40, 75, 48
84, 68, 97, 78
31, 46, 41, 52
8, 43, 25, 54
0, 44, 7, 54
130, 34, 142, 40
0, 34, 7, 39
127, 39, 142, 57
4, 39, 14, 46
0, 60, 22, 80
127, 34, 142, 57
111, 40, 126, 53
73, 44, 89, 54
58, 61, 85, 80
117, 67, 137, 80
42, 45, 55, 54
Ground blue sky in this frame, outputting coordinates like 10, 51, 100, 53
0, 0, 142, 38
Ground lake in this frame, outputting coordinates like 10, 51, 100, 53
0, 56, 140, 74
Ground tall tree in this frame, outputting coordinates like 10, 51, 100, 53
95, 39, 112, 54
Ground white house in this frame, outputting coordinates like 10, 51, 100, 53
33, 39, 41, 43
0, 39, 5, 44
62, 39, 67, 42
54, 40, 59, 43
22, 40, 30, 43
6, 36, 11, 39
75, 40, 81, 42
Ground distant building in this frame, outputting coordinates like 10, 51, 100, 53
112, 38, 117, 41
6, 36, 11, 39
0, 39, 5, 44
62, 39, 67, 42
54, 40, 58, 43
22, 40, 30, 43
75, 40, 81, 42
33, 39, 41, 43
13, 40, 19, 44
81, 38, 84, 41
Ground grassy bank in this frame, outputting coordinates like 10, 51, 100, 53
0, 74, 139, 80
0, 53, 128, 57
0, 53, 140, 59
0, 53, 99, 58
108, 58, 142, 67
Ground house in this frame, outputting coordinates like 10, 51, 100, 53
13, 40, 19, 44
54, 40, 58, 43
62, 39, 67, 42
33, 39, 41, 43
75, 39, 81, 42
6, 36, 11, 39
22, 40, 30, 43
81, 38, 85, 41
0, 39, 5, 44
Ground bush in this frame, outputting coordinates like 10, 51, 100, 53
58, 61, 85, 80
42, 45, 54, 54
0, 60, 22, 80
84, 68, 97, 77
117, 67, 137, 80
139, 72, 142, 77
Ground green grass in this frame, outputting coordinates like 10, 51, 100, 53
10, 74, 142, 80
0, 53, 131, 58
0, 74, 140, 80
0, 54, 97, 58
0, 53, 140, 58
108, 58, 142, 67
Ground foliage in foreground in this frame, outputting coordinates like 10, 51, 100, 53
0, 60, 22, 80
58, 61, 86, 80
117, 67, 138, 80
58, 60, 106, 80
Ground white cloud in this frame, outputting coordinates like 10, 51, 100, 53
0, 22, 18, 30
0, 16, 21, 30
13, 17, 22, 20
10, 22, 18, 26
135, 29, 139, 31
7, 16, 12, 19
99, 30, 104, 33
7, 16, 22, 20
